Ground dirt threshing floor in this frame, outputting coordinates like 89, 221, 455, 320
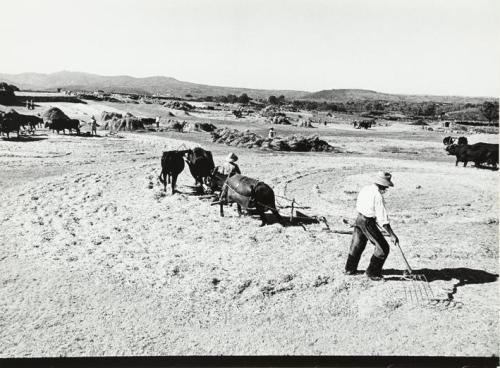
0, 101, 498, 356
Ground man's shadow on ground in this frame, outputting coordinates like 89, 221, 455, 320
383, 268, 498, 300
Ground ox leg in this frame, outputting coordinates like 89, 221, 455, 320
159, 171, 167, 192
237, 204, 242, 217
257, 205, 267, 227
220, 203, 224, 217
272, 209, 285, 227
463, 161, 468, 167
171, 174, 178, 194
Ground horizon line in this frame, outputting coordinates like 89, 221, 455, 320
1, 69, 497, 99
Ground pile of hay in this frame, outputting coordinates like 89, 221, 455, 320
162, 119, 216, 133
182, 121, 217, 132
211, 128, 335, 152
270, 114, 290, 125
260, 105, 281, 117
103, 112, 145, 131
101, 112, 156, 131
163, 101, 195, 111
298, 119, 314, 128
101, 111, 123, 122
42, 107, 69, 122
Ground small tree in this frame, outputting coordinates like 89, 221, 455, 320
237, 93, 250, 104
268, 95, 279, 105
227, 94, 238, 103
481, 101, 499, 125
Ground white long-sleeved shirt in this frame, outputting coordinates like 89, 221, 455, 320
356, 184, 390, 226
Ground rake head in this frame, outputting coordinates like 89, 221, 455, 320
401, 271, 435, 304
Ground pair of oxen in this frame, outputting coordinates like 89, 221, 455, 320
158, 147, 283, 226
0, 111, 80, 138
443, 136, 498, 168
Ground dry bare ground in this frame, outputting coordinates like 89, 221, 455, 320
0, 102, 498, 356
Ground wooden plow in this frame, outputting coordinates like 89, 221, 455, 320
274, 195, 333, 230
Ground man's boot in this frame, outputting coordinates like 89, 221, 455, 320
344, 254, 361, 275
365, 255, 385, 281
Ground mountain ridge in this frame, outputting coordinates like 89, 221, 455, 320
0, 71, 495, 103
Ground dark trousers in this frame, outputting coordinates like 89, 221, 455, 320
349, 213, 390, 261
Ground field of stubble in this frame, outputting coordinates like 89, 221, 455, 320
0, 101, 498, 356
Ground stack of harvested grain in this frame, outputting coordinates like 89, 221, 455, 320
101, 111, 123, 122
270, 114, 290, 125
163, 101, 195, 111
261, 105, 287, 118
210, 128, 335, 152
298, 119, 314, 128
103, 113, 145, 131
42, 107, 70, 122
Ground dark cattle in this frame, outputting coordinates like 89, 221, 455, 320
443, 136, 455, 146
45, 118, 80, 135
218, 173, 284, 226
486, 149, 499, 167
443, 136, 467, 146
355, 120, 373, 129
158, 150, 190, 194
185, 147, 215, 187
0, 113, 22, 138
446, 141, 498, 168
446, 144, 491, 168
17, 114, 43, 134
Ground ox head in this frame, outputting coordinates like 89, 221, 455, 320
443, 136, 455, 146
445, 144, 458, 155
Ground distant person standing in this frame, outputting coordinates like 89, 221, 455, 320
268, 127, 276, 139
155, 116, 160, 130
26, 100, 30, 110
90, 116, 98, 136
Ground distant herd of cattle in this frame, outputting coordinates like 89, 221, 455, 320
443, 136, 498, 168
0, 111, 81, 138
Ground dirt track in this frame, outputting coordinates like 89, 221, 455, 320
0, 103, 498, 356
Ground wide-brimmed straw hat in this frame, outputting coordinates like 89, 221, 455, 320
374, 171, 394, 187
226, 152, 238, 163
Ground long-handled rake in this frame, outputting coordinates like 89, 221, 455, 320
393, 240, 435, 304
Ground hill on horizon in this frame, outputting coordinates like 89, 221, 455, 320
300, 88, 496, 104
0, 71, 496, 104
0, 71, 307, 100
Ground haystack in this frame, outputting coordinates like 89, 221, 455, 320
101, 111, 123, 122
182, 121, 217, 132
104, 115, 145, 131
210, 128, 335, 152
42, 107, 69, 122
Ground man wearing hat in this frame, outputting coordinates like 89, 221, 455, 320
219, 152, 241, 177
344, 171, 399, 281
216, 152, 241, 204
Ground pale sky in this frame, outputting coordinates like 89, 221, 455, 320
2, 0, 499, 96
